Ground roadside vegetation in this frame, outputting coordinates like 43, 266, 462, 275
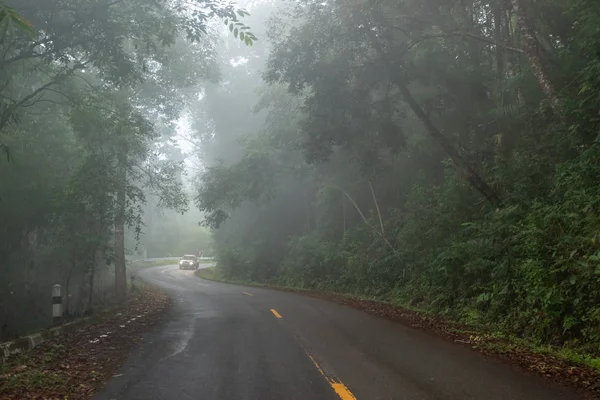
193, 0, 600, 381
0, 0, 250, 341
196, 267, 218, 281
3, 0, 600, 394
132, 259, 181, 268
134, 257, 213, 270
0, 285, 169, 399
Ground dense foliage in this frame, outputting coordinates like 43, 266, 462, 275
196, 0, 600, 354
0, 0, 248, 340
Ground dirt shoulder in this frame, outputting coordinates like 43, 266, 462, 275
0, 284, 170, 400
196, 267, 600, 398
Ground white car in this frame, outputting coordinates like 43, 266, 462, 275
179, 255, 199, 270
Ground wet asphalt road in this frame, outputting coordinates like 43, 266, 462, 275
93, 265, 582, 400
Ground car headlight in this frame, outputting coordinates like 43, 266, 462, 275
179, 260, 184, 264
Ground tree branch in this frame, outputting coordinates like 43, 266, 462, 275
368, 180, 385, 236
0, 62, 87, 132
400, 31, 526, 58
338, 186, 396, 254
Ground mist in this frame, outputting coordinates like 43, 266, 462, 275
1, 0, 600, 396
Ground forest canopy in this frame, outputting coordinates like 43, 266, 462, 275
0, 0, 247, 339
194, 0, 600, 354
1, 0, 600, 359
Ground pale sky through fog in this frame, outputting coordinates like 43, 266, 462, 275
174, 0, 262, 181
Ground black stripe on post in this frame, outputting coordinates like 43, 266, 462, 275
52, 284, 62, 325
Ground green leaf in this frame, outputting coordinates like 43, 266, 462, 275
569, 249, 577, 258
476, 293, 490, 303
234, 28, 238, 38
240, 32, 245, 41
0, 5, 35, 37
568, 275, 577, 285
0, 143, 11, 162
229, 23, 233, 32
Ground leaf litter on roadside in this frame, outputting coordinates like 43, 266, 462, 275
0, 285, 170, 400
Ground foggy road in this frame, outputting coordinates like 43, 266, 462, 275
93, 265, 581, 400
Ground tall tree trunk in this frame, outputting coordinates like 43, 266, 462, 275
363, 27, 503, 207
65, 257, 75, 318
493, 1, 505, 79
509, 0, 563, 117
114, 148, 127, 302
90, 195, 105, 310
87, 248, 96, 312
306, 200, 311, 231
341, 196, 346, 238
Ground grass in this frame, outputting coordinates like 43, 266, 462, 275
1, 367, 69, 391
131, 259, 179, 268
133, 258, 214, 269
0, 344, 69, 393
195, 266, 279, 287
195, 266, 217, 280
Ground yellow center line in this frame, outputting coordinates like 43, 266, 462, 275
306, 353, 327, 377
331, 382, 356, 400
305, 352, 357, 400
242, 292, 254, 296
270, 308, 283, 319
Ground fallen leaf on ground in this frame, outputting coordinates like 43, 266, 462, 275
0, 285, 170, 400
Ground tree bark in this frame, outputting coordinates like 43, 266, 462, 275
87, 248, 96, 312
493, 1, 505, 79
341, 196, 346, 238
65, 257, 75, 318
306, 200, 311, 231
90, 196, 105, 311
509, 0, 563, 117
114, 147, 128, 302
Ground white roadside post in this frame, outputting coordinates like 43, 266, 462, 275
52, 284, 62, 325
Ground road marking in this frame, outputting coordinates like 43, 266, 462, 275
270, 309, 282, 319
242, 292, 254, 296
306, 352, 357, 400
306, 353, 326, 376
331, 383, 356, 400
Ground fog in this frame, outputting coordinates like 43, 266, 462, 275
1, 0, 600, 363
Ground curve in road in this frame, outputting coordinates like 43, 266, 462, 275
93, 265, 582, 400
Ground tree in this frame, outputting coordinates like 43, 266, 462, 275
195, 0, 600, 353
0, 0, 256, 156
0, 0, 256, 336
